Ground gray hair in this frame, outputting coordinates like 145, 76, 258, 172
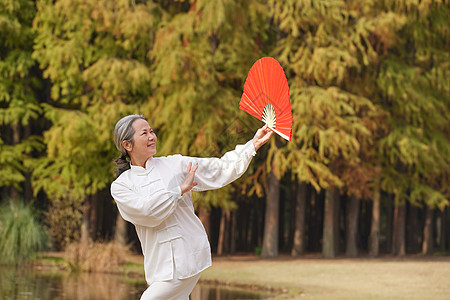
113, 114, 146, 176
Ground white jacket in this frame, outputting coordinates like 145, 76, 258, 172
111, 140, 256, 285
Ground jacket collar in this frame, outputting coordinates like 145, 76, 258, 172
130, 157, 154, 175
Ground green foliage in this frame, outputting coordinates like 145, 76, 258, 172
0, 0, 43, 191
0, 200, 51, 264
375, 0, 450, 207
31, 0, 154, 200
0, 0, 448, 244
267, 0, 386, 196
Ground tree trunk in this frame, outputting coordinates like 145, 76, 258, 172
392, 203, 406, 256
309, 191, 322, 252
287, 183, 296, 251
250, 198, 260, 252
217, 209, 230, 255
369, 185, 380, 257
240, 204, 249, 251
279, 187, 286, 251
81, 201, 90, 244
261, 168, 280, 258
89, 193, 99, 240
445, 208, 450, 250
441, 207, 447, 252
407, 204, 419, 253
422, 206, 434, 255
333, 191, 341, 254
292, 182, 307, 256
386, 194, 394, 253
114, 212, 127, 245
346, 195, 360, 257
323, 187, 338, 258
230, 210, 237, 254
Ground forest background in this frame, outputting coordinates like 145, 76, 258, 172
1, 0, 449, 261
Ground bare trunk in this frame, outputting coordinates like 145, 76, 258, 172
386, 194, 394, 252
309, 191, 322, 252
369, 185, 380, 257
89, 193, 99, 240
346, 195, 360, 257
392, 203, 406, 256
230, 210, 237, 254
422, 206, 434, 255
323, 187, 338, 258
261, 169, 280, 258
217, 209, 230, 255
81, 201, 90, 244
441, 207, 447, 252
407, 204, 419, 253
114, 213, 127, 246
292, 182, 307, 256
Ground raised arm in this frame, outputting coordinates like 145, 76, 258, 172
179, 125, 273, 191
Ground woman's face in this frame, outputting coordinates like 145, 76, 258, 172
124, 118, 157, 163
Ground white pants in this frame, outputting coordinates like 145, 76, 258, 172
140, 273, 201, 300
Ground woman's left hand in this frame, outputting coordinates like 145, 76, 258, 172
252, 124, 273, 151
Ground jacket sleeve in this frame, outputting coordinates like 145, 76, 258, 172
111, 179, 183, 228
179, 139, 257, 191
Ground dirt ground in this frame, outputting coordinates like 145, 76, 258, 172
200, 254, 450, 299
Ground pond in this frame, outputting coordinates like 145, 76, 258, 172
0, 266, 273, 300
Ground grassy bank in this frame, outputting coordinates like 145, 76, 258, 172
33, 252, 450, 299
202, 255, 450, 299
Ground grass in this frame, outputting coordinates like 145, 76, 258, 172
0, 200, 50, 264
201, 255, 450, 299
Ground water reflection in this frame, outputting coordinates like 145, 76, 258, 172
0, 266, 146, 300
0, 266, 271, 300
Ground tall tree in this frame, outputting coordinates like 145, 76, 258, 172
269, 0, 385, 257
0, 0, 42, 202
32, 0, 157, 246
377, 0, 450, 216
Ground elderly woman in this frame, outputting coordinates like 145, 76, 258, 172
111, 114, 272, 300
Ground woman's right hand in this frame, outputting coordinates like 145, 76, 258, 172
180, 161, 198, 195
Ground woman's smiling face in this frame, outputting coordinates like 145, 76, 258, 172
124, 118, 157, 165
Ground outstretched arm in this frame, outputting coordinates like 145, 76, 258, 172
178, 124, 273, 192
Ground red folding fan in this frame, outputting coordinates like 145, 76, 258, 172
240, 57, 292, 141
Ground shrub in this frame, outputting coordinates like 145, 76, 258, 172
0, 200, 51, 264
46, 194, 83, 250
65, 240, 133, 273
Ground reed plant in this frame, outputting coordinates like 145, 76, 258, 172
65, 240, 133, 273
0, 200, 51, 264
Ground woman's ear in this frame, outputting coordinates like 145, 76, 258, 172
122, 140, 132, 153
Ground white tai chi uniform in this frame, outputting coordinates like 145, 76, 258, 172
111, 140, 256, 300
